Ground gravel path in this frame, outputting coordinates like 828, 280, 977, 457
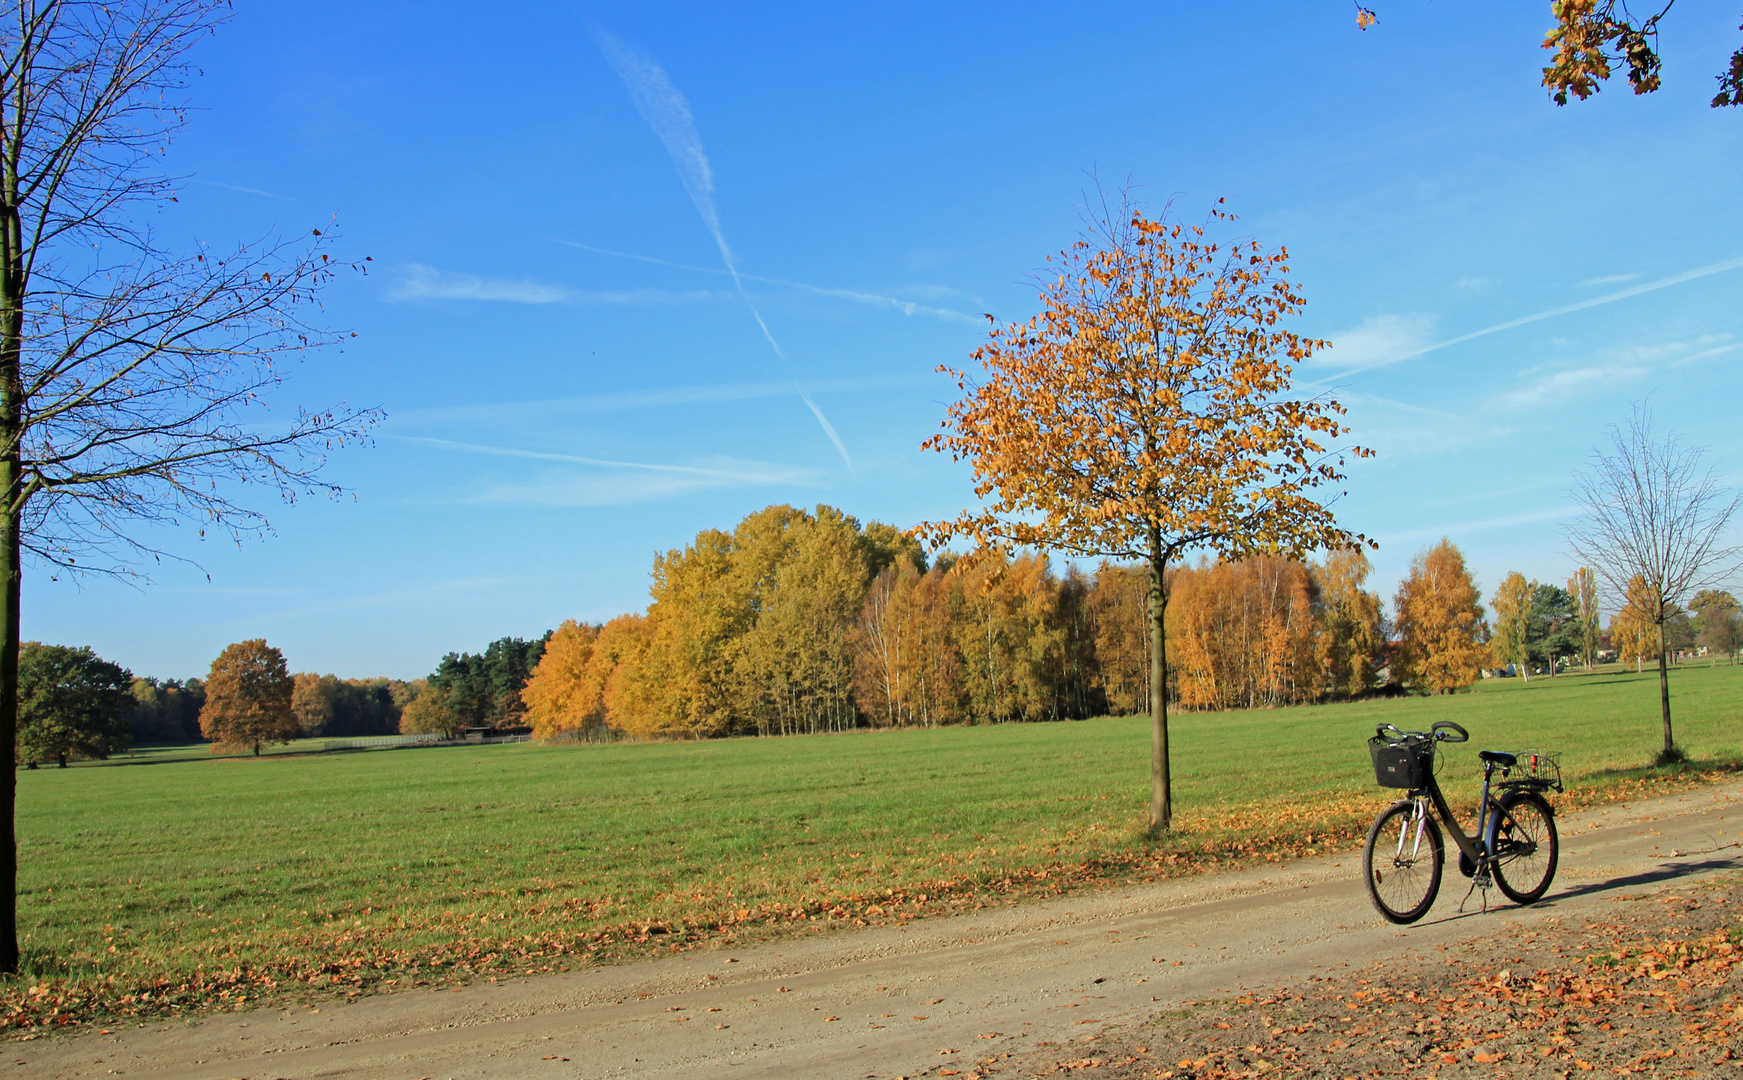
15, 780, 1743, 1080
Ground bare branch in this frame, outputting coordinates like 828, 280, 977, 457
1565, 405, 1743, 621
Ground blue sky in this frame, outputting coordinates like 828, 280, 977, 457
31, 1, 1743, 680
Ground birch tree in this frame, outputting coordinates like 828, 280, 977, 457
1490, 571, 1536, 681
0, 0, 377, 972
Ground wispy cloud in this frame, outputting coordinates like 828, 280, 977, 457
1491, 363, 1649, 410
1374, 506, 1573, 548
551, 239, 980, 323
390, 373, 933, 428
399, 437, 823, 506
1339, 391, 1512, 459
400, 436, 819, 484
1316, 313, 1436, 369
1577, 272, 1641, 288
388, 263, 717, 304
1309, 254, 1743, 382
592, 25, 854, 472
1489, 336, 1741, 411
188, 178, 298, 202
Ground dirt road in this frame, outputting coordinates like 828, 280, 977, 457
16, 780, 1743, 1080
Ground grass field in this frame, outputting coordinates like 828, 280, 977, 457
5, 662, 1740, 1030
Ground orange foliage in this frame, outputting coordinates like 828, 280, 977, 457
198, 639, 297, 755
522, 620, 603, 739
1393, 539, 1490, 694
914, 196, 1370, 830
1169, 556, 1318, 710
1088, 561, 1150, 717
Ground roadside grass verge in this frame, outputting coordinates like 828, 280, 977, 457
4, 662, 1739, 1034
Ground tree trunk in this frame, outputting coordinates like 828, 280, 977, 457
1, 78, 26, 975
0, 464, 17, 974
1147, 527, 1171, 834
1656, 620, 1674, 758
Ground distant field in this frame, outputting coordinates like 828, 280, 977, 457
6, 661, 1740, 1029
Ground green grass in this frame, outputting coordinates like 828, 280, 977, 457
6, 662, 1740, 1028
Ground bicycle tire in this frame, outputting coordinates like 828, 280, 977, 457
1492, 790, 1558, 905
1363, 800, 1443, 924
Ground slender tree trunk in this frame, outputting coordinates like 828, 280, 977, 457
1147, 527, 1171, 834
0, 178, 22, 976
0, 495, 17, 974
1656, 620, 1674, 758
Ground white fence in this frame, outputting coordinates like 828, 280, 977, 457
320, 733, 445, 752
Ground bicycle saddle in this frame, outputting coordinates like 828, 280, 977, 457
1479, 750, 1517, 767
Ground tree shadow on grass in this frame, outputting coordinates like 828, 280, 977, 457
1418, 855, 1743, 929
1582, 758, 1743, 783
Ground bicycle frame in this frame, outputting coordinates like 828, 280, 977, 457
1416, 763, 1495, 870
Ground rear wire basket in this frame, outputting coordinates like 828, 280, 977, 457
1506, 750, 1564, 793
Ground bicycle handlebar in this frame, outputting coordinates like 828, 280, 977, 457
1373, 721, 1470, 743
1432, 721, 1469, 743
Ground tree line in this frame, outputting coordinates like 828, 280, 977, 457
11, 625, 569, 766
20, 518, 1741, 767
515, 509, 1589, 741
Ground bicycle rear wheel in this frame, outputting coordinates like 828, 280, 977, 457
1363, 800, 1443, 924
1493, 790, 1558, 904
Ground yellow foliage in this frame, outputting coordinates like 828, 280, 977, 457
1312, 549, 1384, 699
916, 200, 1369, 571
1608, 574, 1656, 668
1170, 555, 1317, 711
1490, 571, 1536, 677
522, 620, 603, 739
1393, 539, 1490, 694
399, 682, 461, 738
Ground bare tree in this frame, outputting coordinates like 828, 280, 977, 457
1566, 407, 1742, 764
0, 0, 378, 973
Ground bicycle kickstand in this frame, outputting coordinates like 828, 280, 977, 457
1458, 871, 1491, 914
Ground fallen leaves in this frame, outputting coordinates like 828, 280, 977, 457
983, 880, 1743, 1080
6, 764, 1731, 1035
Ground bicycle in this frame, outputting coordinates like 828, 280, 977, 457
1361, 720, 1563, 924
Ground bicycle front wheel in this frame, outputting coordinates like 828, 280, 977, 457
1363, 800, 1443, 924
1493, 790, 1558, 905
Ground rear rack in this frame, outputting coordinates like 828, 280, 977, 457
1500, 750, 1563, 793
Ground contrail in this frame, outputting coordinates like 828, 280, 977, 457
551, 238, 979, 323
592, 26, 854, 472
1315, 254, 1743, 385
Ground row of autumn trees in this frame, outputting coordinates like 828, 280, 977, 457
36, 524, 1737, 763
12, 639, 394, 765
514, 506, 1513, 741
14, 629, 559, 765
1487, 565, 1743, 679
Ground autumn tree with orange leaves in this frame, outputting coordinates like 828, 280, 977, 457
1392, 539, 1490, 694
917, 197, 1370, 833
1354, 2, 1743, 109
